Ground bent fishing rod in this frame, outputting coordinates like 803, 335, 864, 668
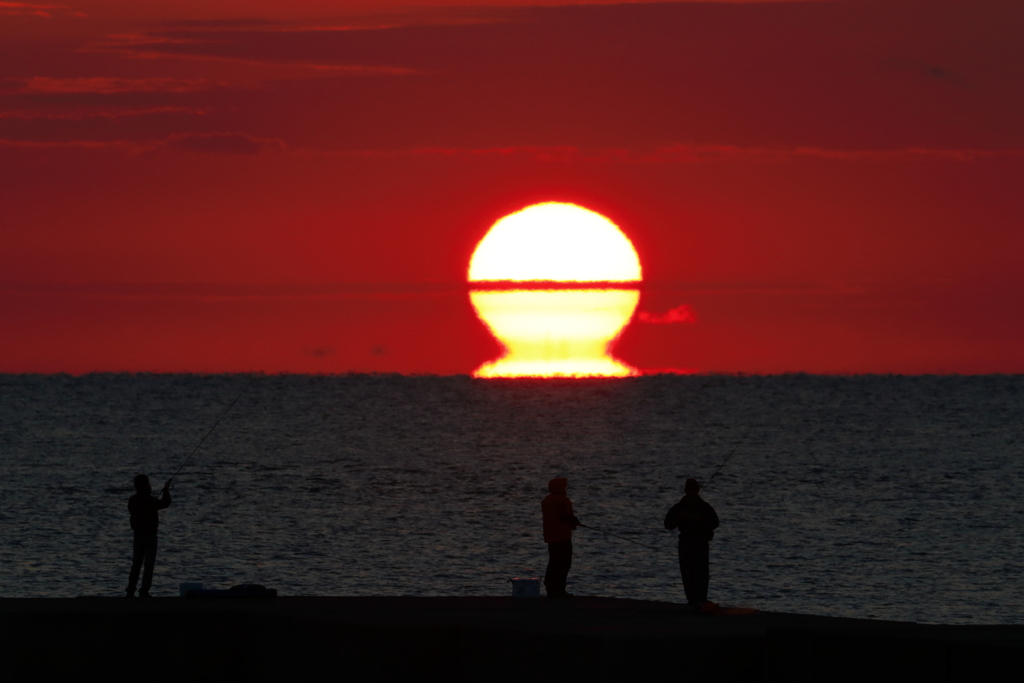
578, 432, 750, 551
700, 422, 831, 495
584, 424, 829, 549
700, 432, 747, 495
166, 374, 258, 487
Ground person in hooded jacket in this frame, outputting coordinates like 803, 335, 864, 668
541, 477, 581, 598
664, 478, 719, 608
126, 474, 171, 598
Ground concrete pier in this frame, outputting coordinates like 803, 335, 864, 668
1, 597, 1020, 681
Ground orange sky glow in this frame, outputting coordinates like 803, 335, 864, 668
1, 0, 1022, 375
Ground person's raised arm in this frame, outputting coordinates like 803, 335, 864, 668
664, 502, 681, 530
562, 499, 580, 528
156, 479, 172, 509
706, 503, 719, 531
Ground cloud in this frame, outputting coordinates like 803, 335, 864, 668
0, 282, 466, 300
19, 77, 214, 94
158, 19, 283, 30
0, 138, 141, 150
0, 1, 69, 18
0, 132, 284, 155
7, 0, 1013, 154
328, 145, 579, 160
112, 52, 418, 77
884, 58, 969, 87
165, 133, 285, 155
86, 33, 419, 77
626, 145, 1024, 164
306, 145, 1024, 163
5, 128, 1020, 162
637, 305, 698, 324
0, 106, 204, 121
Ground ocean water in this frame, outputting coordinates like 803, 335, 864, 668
1, 374, 1022, 625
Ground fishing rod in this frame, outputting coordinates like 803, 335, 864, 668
700, 431, 748, 495
579, 524, 665, 552
587, 424, 829, 550
576, 433, 751, 550
700, 422, 831, 495
167, 374, 258, 486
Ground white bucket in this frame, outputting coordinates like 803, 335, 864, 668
508, 578, 541, 598
179, 582, 203, 597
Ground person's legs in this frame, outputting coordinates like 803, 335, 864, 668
679, 540, 709, 606
561, 539, 573, 594
126, 533, 146, 596
679, 547, 697, 605
139, 534, 158, 597
544, 544, 556, 595
694, 544, 710, 605
545, 540, 573, 597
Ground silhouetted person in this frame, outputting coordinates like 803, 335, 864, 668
541, 477, 581, 599
126, 474, 171, 598
664, 478, 719, 608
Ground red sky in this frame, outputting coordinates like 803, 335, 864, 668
2, 0, 1022, 374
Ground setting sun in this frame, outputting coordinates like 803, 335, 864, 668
468, 203, 641, 378
468, 203, 641, 283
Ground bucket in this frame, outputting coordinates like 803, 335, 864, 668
179, 582, 203, 597
508, 578, 541, 598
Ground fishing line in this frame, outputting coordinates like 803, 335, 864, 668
586, 423, 832, 550
701, 422, 832, 495
579, 524, 665, 552
700, 430, 748, 495
585, 423, 823, 552
167, 374, 258, 485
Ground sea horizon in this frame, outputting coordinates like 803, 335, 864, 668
3, 373, 1021, 624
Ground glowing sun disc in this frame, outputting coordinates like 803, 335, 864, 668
468, 202, 641, 282
468, 202, 643, 378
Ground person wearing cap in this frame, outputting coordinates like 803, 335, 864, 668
126, 474, 171, 598
541, 477, 581, 599
664, 478, 719, 609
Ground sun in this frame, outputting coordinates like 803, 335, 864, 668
468, 202, 641, 283
468, 202, 642, 378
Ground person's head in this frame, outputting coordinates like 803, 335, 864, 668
548, 477, 568, 495
684, 478, 700, 495
133, 474, 151, 494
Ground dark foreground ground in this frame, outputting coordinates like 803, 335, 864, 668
2, 596, 1021, 681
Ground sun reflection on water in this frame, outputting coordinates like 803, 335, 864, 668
470, 289, 640, 377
